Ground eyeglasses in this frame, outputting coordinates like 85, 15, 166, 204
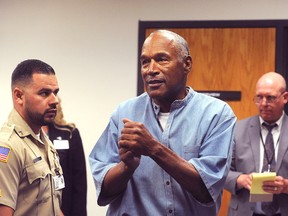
253, 92, 285, 104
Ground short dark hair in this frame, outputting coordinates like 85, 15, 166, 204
148, 30, 190, 56
11, 59, 55, 89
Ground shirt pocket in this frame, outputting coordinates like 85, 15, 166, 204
23, 160, 52, 204
184, 145, 200, 160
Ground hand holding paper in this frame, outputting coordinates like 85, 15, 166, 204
249, 172, 276, 202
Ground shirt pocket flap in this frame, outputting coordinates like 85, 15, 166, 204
26, 160, 52, 184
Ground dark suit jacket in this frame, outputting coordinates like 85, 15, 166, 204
224, 114, 288, 216
48, 124, 87, 216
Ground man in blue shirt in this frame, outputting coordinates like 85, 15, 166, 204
89, 30, 236, 215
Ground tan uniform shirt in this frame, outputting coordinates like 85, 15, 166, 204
0, 109, 63, 216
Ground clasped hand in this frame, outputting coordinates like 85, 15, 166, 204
118, 118, 157, 171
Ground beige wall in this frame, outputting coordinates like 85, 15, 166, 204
1, 0, 288, 215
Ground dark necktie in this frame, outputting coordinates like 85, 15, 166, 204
262, 123, 277, 173
261, 123, 279, 215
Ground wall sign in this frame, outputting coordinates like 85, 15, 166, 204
197, 91, 241, 101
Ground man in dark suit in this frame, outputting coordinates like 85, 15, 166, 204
225, 72, 288, 216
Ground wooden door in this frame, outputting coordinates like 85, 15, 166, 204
145, 27, 276, 215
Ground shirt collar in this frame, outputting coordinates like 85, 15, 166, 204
151, 86, 194, 116
8, 109, 45, 144
259, 111, 284, 130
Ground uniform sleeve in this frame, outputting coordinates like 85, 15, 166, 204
0, 140, 22, 210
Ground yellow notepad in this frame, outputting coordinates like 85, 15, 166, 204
249, 172, 276, 202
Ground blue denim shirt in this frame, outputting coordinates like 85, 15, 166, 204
89, 87, 236, 216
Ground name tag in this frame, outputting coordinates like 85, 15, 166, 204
53, 175, 65, 190
53, 140, 69, 150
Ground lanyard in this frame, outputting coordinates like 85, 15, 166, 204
259, 130, 279, 172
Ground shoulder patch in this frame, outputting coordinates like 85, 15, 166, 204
0, 145, 10, 163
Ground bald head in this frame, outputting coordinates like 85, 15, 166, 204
255, 72, 287, 123
256, 72, 286, 94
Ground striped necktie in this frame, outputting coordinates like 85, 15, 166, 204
261, 123, 277, 173
261, 122, 279, 215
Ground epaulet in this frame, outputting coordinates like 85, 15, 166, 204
0, 123, 16, 141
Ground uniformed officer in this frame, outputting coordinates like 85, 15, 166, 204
0, 59, 65, 216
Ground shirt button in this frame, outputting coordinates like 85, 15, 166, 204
166, 181, 170, 185
169, 209, 173, 213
